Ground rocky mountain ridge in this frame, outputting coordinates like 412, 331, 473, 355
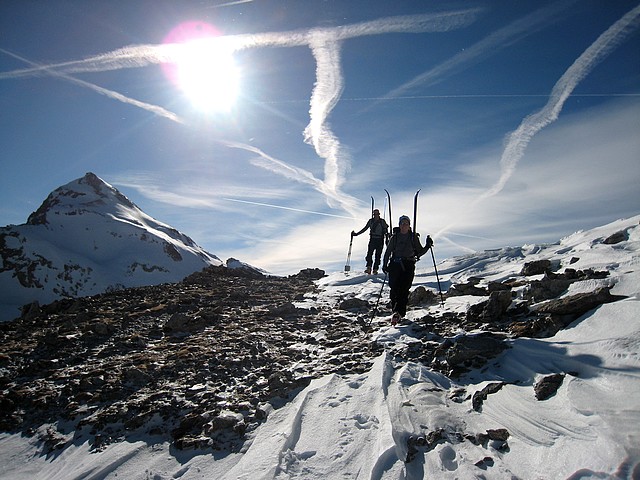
0, 222, 632, 459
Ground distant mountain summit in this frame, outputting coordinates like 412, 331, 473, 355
0, 172, 222, 321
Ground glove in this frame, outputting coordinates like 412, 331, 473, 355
426, 235, 433, 249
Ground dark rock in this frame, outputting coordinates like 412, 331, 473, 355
486, 428, 510, 441
534, 373, 565, 400
408, 286, 437, 306
446, 333, 508, 370
521, 259, 551, 276
448, 278, 487, 296
535, 287, 624, 317
525, 276, 570, 302
291, 268, 326, 280
267, 302, 303, 317
472, 382, 505, 412
406, 429, 445, 462
164, 312, 213, 335
21, 301, 41, 321
466, 291, 512, 322
338, 297, 370, 312
123, 367, 152, 387
603, 230, 628, 244
475, 456, 495, 469
488, 282, 511, 293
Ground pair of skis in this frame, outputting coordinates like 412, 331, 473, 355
375, 189, 444, 305
383, 188, 419, 234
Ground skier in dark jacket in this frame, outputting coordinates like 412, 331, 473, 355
382, 215, 433, 325
352, 209, 389, 274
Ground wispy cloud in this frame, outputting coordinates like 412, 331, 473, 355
380, 0, 578, 101
205, 0, 254, 9
222, 198, 355, 219
428, 4, 640, 242
0, 48, 184, 124
429, 99, 640, 252
219, 139, 361, 215
479, 3, 640, 202
0, 10, 480, 217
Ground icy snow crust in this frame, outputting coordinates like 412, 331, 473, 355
0, 215, 639, 479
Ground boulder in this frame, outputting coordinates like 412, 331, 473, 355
446, 333, 508, 369
603, 229, 628, 244
472, 382, 505, 412
408, 286, 437, 306
467, 291, 513, 322
521, 259, 551, 276
338, 297, 370, 312
534, 373, 565, 400
535, 287, 624, 317
525, 276, 570, 302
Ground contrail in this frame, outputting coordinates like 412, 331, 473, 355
206, 0, 254, 8
433, 4, 640, 245
218, 139, 361, 215
222, 197, 356, 219
304, 34, 347, 195
297, 10, 479, 209
0, 44, 175, 79
438, 235, 477, 254
0, 11, 480, 80
379, 0, 578, 102
0, 10, 480, 215
479, 3, 640, 201
0, 48, 184, 124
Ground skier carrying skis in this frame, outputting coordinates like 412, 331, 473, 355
351, 208, 389, 274
382, 215, 433, 325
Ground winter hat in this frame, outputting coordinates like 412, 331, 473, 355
399, 215, 410, 225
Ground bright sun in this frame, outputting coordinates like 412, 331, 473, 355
175, 39, 240, 112
163, 21, 240, 113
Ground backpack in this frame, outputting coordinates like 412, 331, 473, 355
371, 219, 388, 237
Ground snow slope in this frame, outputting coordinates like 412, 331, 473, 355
0, 215, 638, 479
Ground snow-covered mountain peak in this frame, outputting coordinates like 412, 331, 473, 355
27, 172, 138, 225
0, 173, 223, 321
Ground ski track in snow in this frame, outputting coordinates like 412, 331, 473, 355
223, 358, 396, 479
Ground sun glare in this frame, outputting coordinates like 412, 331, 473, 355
176, 39, 239, 112
163, 21, 240, 113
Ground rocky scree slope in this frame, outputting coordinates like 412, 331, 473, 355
0, 227, 629, 458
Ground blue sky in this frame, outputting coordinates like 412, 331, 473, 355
1, 0, 639, 275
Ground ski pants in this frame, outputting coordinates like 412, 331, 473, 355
365, 236, 385, 270
387, 257, 416, 317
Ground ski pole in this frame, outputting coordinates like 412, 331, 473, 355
345, 234, 353, 272
429, 246, 445, 307
366, 273, 387, 328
